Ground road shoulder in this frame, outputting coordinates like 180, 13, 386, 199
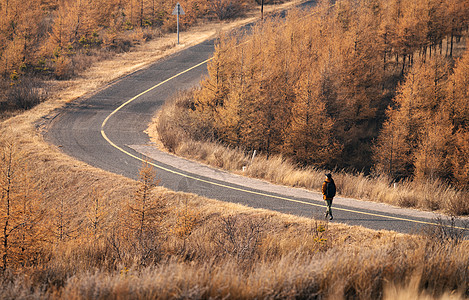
130, 144, 461, 222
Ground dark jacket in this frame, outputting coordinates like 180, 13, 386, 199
322, 178, 335, 200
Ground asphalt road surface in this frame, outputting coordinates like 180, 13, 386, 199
45, 13, 468, 236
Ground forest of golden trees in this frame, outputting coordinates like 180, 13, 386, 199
0, 0, 263, 111
188, 0, 469, 187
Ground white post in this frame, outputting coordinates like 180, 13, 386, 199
172, 3, 185, 45
177, 9, 180, 44
251, 150, 257, 164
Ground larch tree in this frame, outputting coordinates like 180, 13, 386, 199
373, 112, 414, 179
51, 193, 76, 243
374, 55, 451, 181
425, 0, 447, 56
87, 188, 108, 240
413, 113, 454, 182
0, 142, 46, 271
447, 48, 469, 131
327, 4, 383, 170
447, 48, 469, 187
248, 20, 295, 156
194, 33, 237, 130
373, 67, 422, 179
48, 1, 79, 51
393, 0, 428, 73
284, 70, 337, 167
443, 0, 468, 57
451, 129, 469, 188
0, 0, 41, 76
121, 161, 166, 265
211, 35, 251, 146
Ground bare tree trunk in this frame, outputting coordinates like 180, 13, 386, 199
130, 0, 134, 26
401, 54, 406, 77
389, 131, 393, 177
2, 148, 13, 272
140, 0, 144, 27
450, 33, 454, 57
383, 32, 387, 72
261, 0, 264, 20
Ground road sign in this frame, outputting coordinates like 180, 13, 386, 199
172, 3, 185, 44
172, 3, 185, 15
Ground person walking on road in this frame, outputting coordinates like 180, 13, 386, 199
322, 173, 336, 220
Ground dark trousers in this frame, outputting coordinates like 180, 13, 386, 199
325, 198, 333, 216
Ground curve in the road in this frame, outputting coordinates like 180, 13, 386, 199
99, 53, 466, 233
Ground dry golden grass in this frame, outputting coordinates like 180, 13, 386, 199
0, 139, 467, 299
1, 217, 465, 299
152, 92, 469, 216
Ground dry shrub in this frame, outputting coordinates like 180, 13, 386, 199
422, 216, 469, 246
157, 91, 215, 153
102, 32, 133, 52
214, 214, 266, 261
209, 0, 249, 20
175, 139, 249, 171
7, 77, 49, 110
69, 52, 110, 75
384, 274, 465, 300
442, 189, 469, 216
156, 97, 188, 152
397, 193, 419, 208
54, 56, 74, 80
176, 139, 211, 161
246, 154, 322, 190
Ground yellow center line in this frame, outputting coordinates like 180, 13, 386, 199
100, 38, 465, 233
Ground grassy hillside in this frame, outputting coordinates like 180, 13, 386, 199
1, 124, 469, 298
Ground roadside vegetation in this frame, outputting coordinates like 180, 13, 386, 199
1, 136, 468, 299
153, 0, 469, 215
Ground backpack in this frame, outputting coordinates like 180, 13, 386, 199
325, 181, 336, 198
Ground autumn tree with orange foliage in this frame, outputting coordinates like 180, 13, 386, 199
447, 48, 469, 187
126, 162, 164, 237
374, 58, 450, 179
86, 188, 108, 239
0, 0, 43, 76
0, 142, 47, 272
117, 161, 166, 265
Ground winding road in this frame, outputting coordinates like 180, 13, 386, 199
45, 12, 468, 235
